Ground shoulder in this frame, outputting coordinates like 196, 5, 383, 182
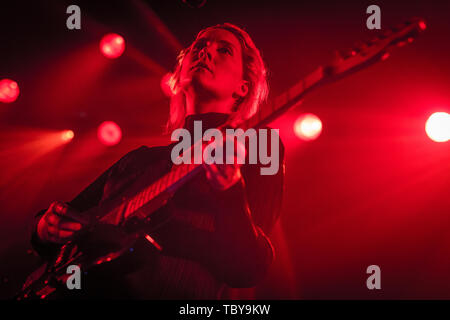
112, 144, 172, 173
123, 144, 171, 159
125, 145, 169, 158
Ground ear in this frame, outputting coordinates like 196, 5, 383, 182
235, 80, 249, 99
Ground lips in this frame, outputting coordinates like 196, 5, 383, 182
191, 62, 212, 73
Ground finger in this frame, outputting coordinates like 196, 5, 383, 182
47, 224, 62, 243
215, 163, 241, 182
58, 220, 82, 232
50, 233, 73, 244
204, 162, 222, 178
207, 162, 241, 183
46, 212, 62, 226
57, 229, 76, 240
207, 164, 230, 184
50, 201, 89, 226
216, 163, 235, 176
47, 213, 82, 231
49, 201, 68, 216
204, 164, 227, 188
47, 225, 75, 243
204, 165, 213, 181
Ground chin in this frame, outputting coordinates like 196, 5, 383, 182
188, 76, 216, 93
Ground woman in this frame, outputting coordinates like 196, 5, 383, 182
32, 23, 285, 299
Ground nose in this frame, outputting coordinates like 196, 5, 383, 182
198, 41, 212, 60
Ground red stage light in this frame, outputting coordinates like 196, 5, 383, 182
294, 113, 323, 141
97, 121, 122, 146
61, 130, 74, 143
425, 112, 450, 143
418, 21, 427, 31
0, 79, 20, 103
100, 33, 125, 59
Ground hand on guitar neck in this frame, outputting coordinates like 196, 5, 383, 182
203, 135, 245, 191
36, 201, 83, 244
204, 162, 242, 191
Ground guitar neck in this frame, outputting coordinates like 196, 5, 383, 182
97, 162, 202, 224
244, 65, 325, 129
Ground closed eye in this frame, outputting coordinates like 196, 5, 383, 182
218, 47, 232, 55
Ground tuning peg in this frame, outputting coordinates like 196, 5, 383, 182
403, 17, 426, 31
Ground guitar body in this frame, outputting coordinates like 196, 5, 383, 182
17, 222, 144, 300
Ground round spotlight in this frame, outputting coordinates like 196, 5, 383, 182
0, 79, 20, 103
100, 33, 125, 59
61, 130, 74, 143
418, 21, 427, 31
98, 121, 122, 146
294, 113, 323, 141
425, 112, 450, 143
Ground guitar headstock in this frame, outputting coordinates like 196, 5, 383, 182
245, 18, 427, 130
323, 18, 426, 79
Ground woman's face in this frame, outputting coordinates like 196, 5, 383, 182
179, 28, 247, 104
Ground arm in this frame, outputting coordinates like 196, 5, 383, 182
211, 139, 285, 287
154, 138, 285, 287
30, 146, 149, 259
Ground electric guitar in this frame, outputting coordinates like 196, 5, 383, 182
16, 18, 426, 299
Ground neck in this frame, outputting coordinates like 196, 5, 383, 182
184, 88, 235, 116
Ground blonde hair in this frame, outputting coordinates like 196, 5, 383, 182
165, 23, 268, 132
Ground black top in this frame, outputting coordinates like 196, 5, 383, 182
31, 113, 285, 299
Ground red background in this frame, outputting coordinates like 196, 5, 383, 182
0, 0, 449, 299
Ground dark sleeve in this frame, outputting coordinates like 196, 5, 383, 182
211, 136, 285, 287
30, 146, 149, 259
155, 135, 285, 288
